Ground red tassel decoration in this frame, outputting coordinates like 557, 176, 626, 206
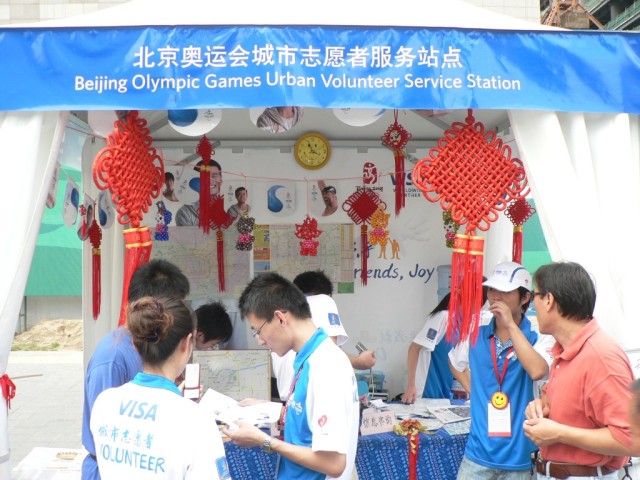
118, 227, 152, 326
360, 225, 369, 285
342, 189, 383, 286
88, 220, 102, 320
92, 110, 163, 327
447, 234, 485, 345
505, 198, 536, 265
216, 230, 225, 292
381, 110, 412, 216
196, 136, 215, 235
412, 109, 527, 344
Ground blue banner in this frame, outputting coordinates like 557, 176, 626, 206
1, 25, 639, 113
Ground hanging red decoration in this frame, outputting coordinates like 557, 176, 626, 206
93, 110, 163, 326
442, 210, 460, 248
206, 194, 234, 291
196, 135, 216, 234
381, 110, 412, 216
1, 374, 16, 409
154, 200, 171, 241
294, 215, 323, 256
393, 418, 428, 480
412, 109, 527, 345
88, 219, 102, 321
342, 189, 384, 285
236, 212, 256, 251
505, 197, 536, 264
369, 204, 390, 258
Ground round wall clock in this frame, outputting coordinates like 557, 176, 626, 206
294, 132, 331, 170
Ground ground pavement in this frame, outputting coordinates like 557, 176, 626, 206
6, 351, 84, 472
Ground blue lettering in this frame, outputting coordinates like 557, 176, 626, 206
98, 443, 165, 473
119, 399, 133, 415
143, 404, 158, 421
134, 402, 147, 419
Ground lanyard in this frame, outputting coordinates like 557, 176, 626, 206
490, 336, 513, 391
277, 361, 305, 436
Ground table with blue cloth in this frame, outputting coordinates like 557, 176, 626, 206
356, 429, 468, 480
224, 428, 468, 480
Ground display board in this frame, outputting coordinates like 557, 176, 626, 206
193, 349, 271, 401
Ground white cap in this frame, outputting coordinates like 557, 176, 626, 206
483, 261, 531, 292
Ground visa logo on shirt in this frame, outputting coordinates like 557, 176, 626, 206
328, 313, 341, 326
119, 400, 158, 421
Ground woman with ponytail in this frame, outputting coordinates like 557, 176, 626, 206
90, 296, 230, 479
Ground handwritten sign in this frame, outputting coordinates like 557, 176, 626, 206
360, 408, 397, 436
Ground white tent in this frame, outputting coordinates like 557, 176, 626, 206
1, 0, 639, 476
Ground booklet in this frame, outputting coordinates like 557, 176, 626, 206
199, 388, 282, 427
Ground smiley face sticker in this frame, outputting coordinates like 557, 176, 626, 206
491, 391, 510, 410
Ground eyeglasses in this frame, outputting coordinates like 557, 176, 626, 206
251, 310, 287, 340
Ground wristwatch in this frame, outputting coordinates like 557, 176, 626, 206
262, 435, 274, 454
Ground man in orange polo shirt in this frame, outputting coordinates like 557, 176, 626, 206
524, 261, 639, 479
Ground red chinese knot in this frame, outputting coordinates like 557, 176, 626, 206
92, 110, 164, 228
411, 110, 527, 232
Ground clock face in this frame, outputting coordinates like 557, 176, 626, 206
295, 133, 331, 169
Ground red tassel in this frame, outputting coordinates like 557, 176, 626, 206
360, 225, 368, 285
1, 374, 16, 409
395, 151, 405, 216
118, 227, 152, 327
447, 234, 484, 345
89, 220, 102, 321
197, 136, 214, 235
408, 433, 418, 480
216, 230, 225, 292
512, 226, 523, 264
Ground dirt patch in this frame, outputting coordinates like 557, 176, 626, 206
12, 319, 83, 351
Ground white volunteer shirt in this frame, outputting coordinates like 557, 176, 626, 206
272, 294, 348, 400
91, 374, 229, 479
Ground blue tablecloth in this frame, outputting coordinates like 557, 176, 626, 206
355, 429, 467, 480
224, 429, 468, 480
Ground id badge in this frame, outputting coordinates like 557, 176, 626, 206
488, 402, 511, 437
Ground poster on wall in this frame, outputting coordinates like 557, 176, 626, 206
253, 223, 354, 293
151, 226, 251, 299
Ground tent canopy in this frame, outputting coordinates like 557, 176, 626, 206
1, 2, 639, 476
1, 0, 639, 113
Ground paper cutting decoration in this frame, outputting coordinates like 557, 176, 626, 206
88, 220, 102, 320
236, 212, 256, 251
442, 210, 460, 248
342, 189, 384, 285
93, 110, 164, 326
412, 109, 528, 345
381, 110, 412, 216
294, 215, 323, 256
369, 204, 390, 258
154, 201, 171, 241
505, 198, 536, 264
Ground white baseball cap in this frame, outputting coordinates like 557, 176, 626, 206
483, 261, 531, 292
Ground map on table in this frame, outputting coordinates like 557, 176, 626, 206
193, 349, 271, 400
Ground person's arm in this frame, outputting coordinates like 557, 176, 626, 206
448, 341, 471, 393
523, 418, 640, 457
401, 342, 425, 403
492, 301, 549, 380
449, 358, 471, 393
224, 422, 347, 477
346, 350, 376, 370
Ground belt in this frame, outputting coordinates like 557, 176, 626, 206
535, 457, 615, 479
